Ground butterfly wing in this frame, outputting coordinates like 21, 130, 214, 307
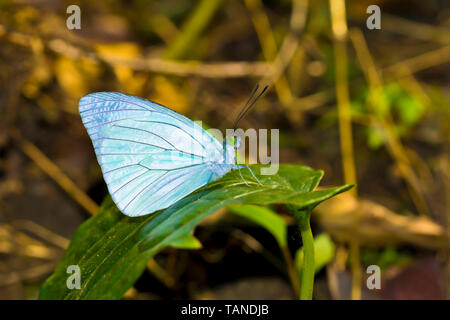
79, 92, 229, 217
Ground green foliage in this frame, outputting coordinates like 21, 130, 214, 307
227, 204, 287, 248
295, 233, 335, 281
351, 82, 426, 149
164, 0, 225, 59
361, 247, 412, 270
384, 83, 425, 128
167, 233, 202, 250
39, 164, 351, 300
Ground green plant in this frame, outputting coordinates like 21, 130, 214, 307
227, 205, 336, 299
39, 164, 352, 300
351, 82, 426, 149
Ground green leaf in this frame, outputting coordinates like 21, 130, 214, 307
39, 164, 352, 300
367, 125, 386, 149
169, 233, 202, 249
227, 204, 287, 248
295, 233, 335, 279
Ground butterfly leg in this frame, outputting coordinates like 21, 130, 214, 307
244, 165, 262, 185
237, 165, 249, 186
234, 153, 249, 186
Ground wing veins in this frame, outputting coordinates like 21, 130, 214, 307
122, 171, 170, 211
113, 124, 177, 149
99, 137, 169, 151
84, 119, 126, 130
137, 162, 209, 172
112, 124, 206, 158
80, 108, 146, 116
138, 167, 209, 215
134, 120, 209, 151
111, 169, 150, 196
80, 98, 171, 114
104, 163, 148, 175
79, 99, 151, 111
80, 97, 214, 151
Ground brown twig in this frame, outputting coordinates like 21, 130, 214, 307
47, 39, 274, 78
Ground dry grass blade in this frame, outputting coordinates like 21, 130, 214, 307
12, 220, 70, 249
14, 135, 99, 216
0, 223, 59, 259
245, 0, 295, 105
329, 0, 357, 196
350, 28, 430, 216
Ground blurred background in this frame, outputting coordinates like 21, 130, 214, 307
0, 0, 449, 299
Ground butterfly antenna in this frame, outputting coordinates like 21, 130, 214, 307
233, 86, 263, 130
231, 84, 268, 186
232, 84, 269, 130
237, 85, 268, 123
232, 84, 259, 130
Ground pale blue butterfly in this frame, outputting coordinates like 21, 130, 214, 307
79, 87, 266, 217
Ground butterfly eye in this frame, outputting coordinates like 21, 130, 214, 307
234, 136, 241, 150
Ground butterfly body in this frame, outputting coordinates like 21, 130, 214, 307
79, 92, 238, 217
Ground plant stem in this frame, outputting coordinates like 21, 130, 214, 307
293, 210, 315, 300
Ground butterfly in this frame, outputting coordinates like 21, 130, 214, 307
79, 86, 267, 217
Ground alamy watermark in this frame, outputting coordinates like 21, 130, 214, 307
67, 4, 381, 32
366, 264, 381, 290
66, 264, 81, 289
66, 5, 81, 30
366, 5, 381, 30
